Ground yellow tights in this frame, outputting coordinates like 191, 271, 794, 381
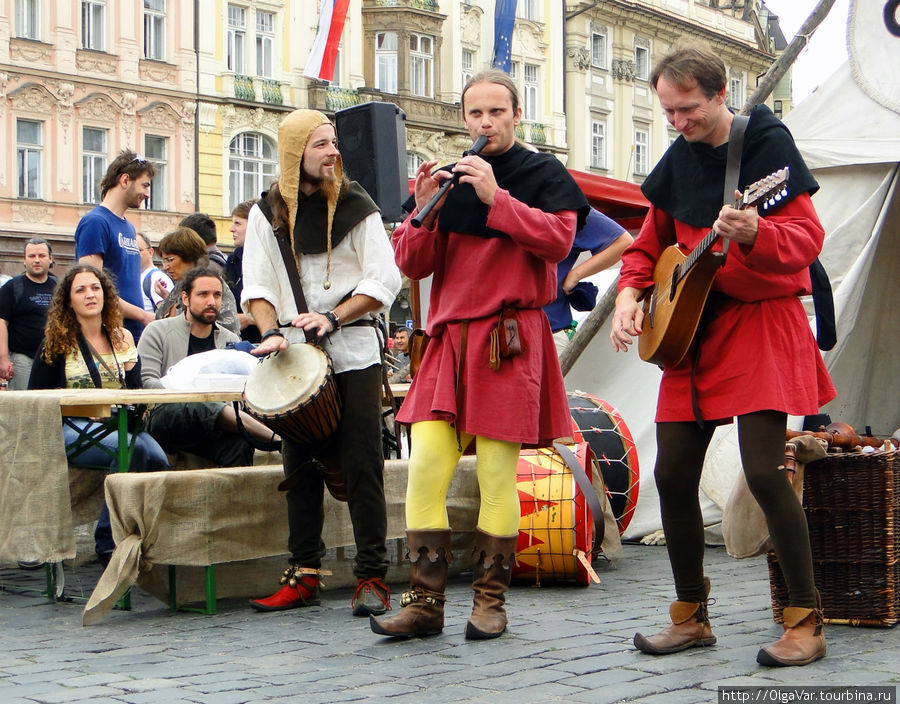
405, 420, 521, 536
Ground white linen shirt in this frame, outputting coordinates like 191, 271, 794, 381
241, 202, 401, 374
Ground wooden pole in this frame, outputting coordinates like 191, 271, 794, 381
560, 0, 838, 378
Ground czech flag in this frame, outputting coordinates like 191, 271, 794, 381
303, 0, 350, 82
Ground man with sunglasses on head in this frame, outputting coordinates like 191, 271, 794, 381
75, 150, 157, 341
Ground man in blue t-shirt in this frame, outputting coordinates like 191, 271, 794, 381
75, 150, 157, 340
543, 207, 633, 355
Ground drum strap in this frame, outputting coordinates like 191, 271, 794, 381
553, 441, 606, 557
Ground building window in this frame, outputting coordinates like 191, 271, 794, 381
729, 72, 745, 111
634, 44, 650, 81
591, 31, 608, 70
634, 129, 649, 176
82, 127, 107, 204
144, 135, 167, 211
227, 5, 246, 73
143, 0, 165, 60
229, 132, 276, 211
462, 49, 474, 87
81, 0, 104, 50
376, 32, 398, 94
523, 64, 538, 122
409, 34, 433, 98
17, 119, 42, 199
407, 152, 424, 179
591, 121, 606, 170
518, 0, 537, 21
256, 10, 274, 78
509, 61, 517, 80
15, 0, 40, 40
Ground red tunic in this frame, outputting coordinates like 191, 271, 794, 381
619, 193, 836, 423
393, 188, 576, 446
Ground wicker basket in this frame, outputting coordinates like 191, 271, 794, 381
768, 448, 898, 627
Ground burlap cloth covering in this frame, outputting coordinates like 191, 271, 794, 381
722, 435, 828, 559
83, 451, 623, 625
0, 390, 106, 564
82, 458, 481, 624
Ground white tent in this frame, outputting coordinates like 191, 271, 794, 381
568, 61, 900, 541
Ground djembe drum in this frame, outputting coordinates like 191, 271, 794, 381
567, 392, 640, 535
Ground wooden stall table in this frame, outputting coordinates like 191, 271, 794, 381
0, 388, 242, 600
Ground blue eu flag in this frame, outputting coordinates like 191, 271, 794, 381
491, 0, 518, 73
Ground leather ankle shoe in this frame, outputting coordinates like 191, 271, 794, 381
351, 577, 391, 617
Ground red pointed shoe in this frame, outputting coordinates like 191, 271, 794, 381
250, 565, 322, 612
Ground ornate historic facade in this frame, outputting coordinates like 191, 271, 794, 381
1, 0, 786, 275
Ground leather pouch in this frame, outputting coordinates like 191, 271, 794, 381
409, 328, 430, 378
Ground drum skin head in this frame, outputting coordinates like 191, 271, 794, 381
243, 344, 332, 415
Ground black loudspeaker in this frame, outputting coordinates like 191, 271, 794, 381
335, 102, 408, 222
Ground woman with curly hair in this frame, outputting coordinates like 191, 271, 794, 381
29, 264, 168, 566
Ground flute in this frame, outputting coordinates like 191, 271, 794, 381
410, 134, 489, 228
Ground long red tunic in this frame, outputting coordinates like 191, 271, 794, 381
619, 193, 835, 423
393, 188, 576, 446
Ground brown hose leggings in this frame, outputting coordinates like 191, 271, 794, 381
655, 410, 816, 608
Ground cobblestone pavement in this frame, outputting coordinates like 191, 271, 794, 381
1, 544, 898, 703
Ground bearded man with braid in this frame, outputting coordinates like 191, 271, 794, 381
610, 42, 835, 667
371, 70, 589, 640
243, 109, 401, 617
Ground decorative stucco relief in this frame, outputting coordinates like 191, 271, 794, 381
10, 40, 52, 65
57, 82, 75, 145
140, 213, 179, 234
515, 23, 546, 55
0, 73, 9, 118
12, 202, 53, 224
76, 93, 120, 123
76, 50, 118, 75
9, 83, 56, 114
139, 60, 176, 84
139, 102, 181, 132
221, 104, 280, 137
567, 47, 591, 71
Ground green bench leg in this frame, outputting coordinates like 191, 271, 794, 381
168, 564, 217, 615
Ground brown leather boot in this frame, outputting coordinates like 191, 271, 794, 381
465, 528, 517, 640
757, 593, 826, 667
370, 529, 451, 638
633, 577, 717, 654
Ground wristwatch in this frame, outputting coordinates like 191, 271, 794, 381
321, 310, 341, 332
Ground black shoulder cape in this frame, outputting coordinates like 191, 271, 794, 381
260, 181, 380, 255
405, 143, 589, 237
640, 104, 818, 228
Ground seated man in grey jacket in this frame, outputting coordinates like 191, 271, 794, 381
138, 267, 276, 467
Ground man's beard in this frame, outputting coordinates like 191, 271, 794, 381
188, 305, 219, 325
301, 163, 341, 203
319, 172, 341, 205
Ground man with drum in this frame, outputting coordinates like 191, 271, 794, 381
242, 109, 401, 616
610, 42, 834, 667
138, 267, 276, 466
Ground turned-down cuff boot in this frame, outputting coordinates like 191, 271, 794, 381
465, 528, 517, 640
757, 590, 826, 667
633, 576, 717, 655
370, 529, 451, 638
